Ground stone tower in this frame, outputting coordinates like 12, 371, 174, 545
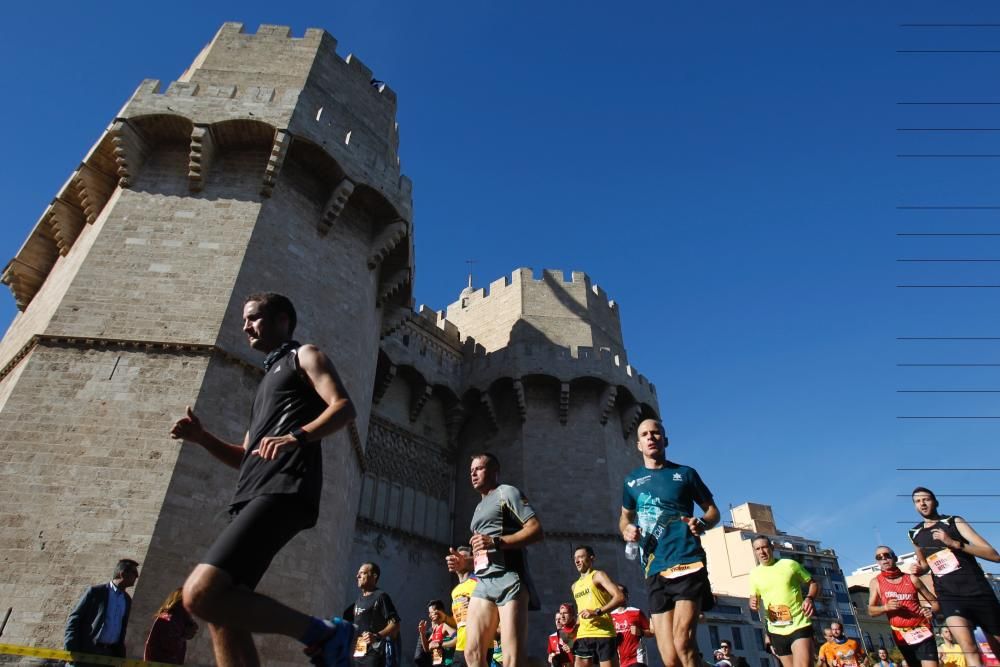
0, 23, 413, 664
350, 269, 660, 664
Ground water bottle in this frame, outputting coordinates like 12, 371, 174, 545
625, 541, 639, 560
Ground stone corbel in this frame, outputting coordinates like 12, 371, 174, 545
367, 219, 408, 269
445, 404, 466, 450
47, 199, 87, 256
377, 268, 410, 307
480, 392, 499, 434
622, 403, 644, 440
109, 120, 151, 188
74, 163, 115, 224
319, 178, 356, 234
409, 382, 433, 423
188, 125, 217, 193
512, 378, 527, 424
599, 385, 618, 425
2, 257, 51, 311
260, 130, 291, 197
372, 363, 397, 405
559, 382, 570, 426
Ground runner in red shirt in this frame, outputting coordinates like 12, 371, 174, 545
610, 587, 651, 667
548, 603, 577, 667
867, 546, 940, 667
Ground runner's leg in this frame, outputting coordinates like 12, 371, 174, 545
465, 597, 500, 667
209, 623, 260, 667
788, 637, 814, 667
670, 599, 702, 667
184, 564, 312, 637
650, 611, 679, 667
497, 590, 529, 667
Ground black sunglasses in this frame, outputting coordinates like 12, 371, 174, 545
875, 553, 894, 560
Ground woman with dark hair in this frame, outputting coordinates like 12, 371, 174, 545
144, 588, 199, 665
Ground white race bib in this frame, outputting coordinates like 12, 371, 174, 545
897, 625, 933, 646
927, 549, 961, 576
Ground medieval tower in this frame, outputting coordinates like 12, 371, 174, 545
0, 24, 659, 666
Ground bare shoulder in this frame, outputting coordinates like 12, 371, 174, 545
296, 344, 331, 367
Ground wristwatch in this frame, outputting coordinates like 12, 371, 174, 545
291, 427, 310, 445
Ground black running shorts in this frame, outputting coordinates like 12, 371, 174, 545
645, 567, 714, 614
768, 626, 814, 657
572, 637, 617, 662
202, 494, 313, 589
893, 633, 938, 666
938, 594, 1000, 635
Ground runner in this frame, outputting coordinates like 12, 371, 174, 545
548, 604, 577, 667
818, 629, 835, 667
571, 546, 625, 667
868, 545, 940, 667
909, 487, 1000, 667
445, 453, 543, 667
747, 536, 818, 667
445, 546, 478, 667
875, 648, 898, 667
818, 623, 864, 667
420, 600, 455, 667
170, 292, 357, 667
344, 562, 400, 667
938, 627, 968, 667
610, 587, 651, 667
620, 419, 719, 667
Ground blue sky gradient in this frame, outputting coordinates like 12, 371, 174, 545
2, 1, 998, 575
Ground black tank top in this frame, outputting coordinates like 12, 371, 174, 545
230, 345, 326, 522
909, 515, 990, 597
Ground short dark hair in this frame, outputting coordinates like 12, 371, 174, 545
456, 545, 472, 556
428, 599, 447, 611
751, 535, 771, 547
471, 452, 500, 471
245, 292, 297, 335
114, 559, 139, 578
720, 641, 731, 648
912, 486, 938, 509
361, 562, 381, 579
575, 545, 595, 558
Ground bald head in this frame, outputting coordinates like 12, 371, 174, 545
636, 418, 667, 462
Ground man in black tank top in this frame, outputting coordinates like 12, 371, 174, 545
908, 487, 1000, 666
170, 292, 358, 667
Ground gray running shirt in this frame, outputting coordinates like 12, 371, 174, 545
470, 484, 536, 577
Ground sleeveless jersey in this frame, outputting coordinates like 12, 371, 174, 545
875, 572, 926, 629
572, 571, 615, 638
909, 516, 991, 598
231, 345, 327, 521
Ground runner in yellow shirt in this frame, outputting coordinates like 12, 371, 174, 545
571, 546, 625, 667
445, 546, 478, 667
747, 536, 819, 667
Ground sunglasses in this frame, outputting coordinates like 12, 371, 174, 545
875, 553, 894, 561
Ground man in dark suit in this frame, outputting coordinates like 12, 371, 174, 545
64, 559, 140, 660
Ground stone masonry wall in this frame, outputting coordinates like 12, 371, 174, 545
0, 344, 209, 652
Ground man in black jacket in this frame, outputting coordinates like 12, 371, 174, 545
64, 559, 139, 659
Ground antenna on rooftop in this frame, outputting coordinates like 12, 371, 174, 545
465, 259, 478, 288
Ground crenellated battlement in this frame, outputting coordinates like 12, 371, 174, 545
443, 267, 620, 315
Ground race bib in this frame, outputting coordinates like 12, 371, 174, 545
658, 561, 705, 580
894, 625, 933, 646
354, 636, 368, 657
927, 549, 961, 575
454, 595, 469, 627
767, 604, 792, 627
432, 648, 443, 665
474, 549, 490, 573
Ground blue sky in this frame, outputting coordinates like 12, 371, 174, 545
2, 1, 998, 575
